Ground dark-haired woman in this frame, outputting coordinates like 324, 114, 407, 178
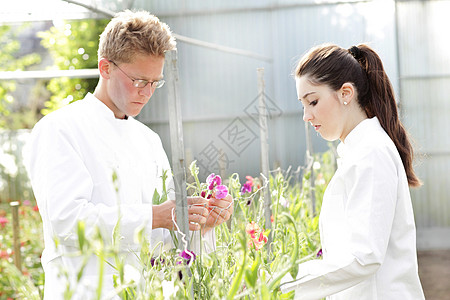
280, 44, 425, 299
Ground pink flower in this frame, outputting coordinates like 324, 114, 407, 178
245, 221, 268, 251
214, 185, 228, 199
206, 173, 222, 190
246, 221, 260, 239
241, 182, 252, 195
245, 176, 254, 187
23, 200, 31, 206
0, 250, 10, 259
0, 217, 9, 228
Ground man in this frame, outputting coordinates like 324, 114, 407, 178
26, 10, 233, 299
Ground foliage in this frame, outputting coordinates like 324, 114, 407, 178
0, 201, 44, 299
0, 130, 34, 204
0, 149, 336, 299
0, 24, 41, 129
38, 19, 109, 115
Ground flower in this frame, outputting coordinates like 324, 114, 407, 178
0, 250, 11, 260
124, 264, 141, 284
0, 217, 9, 228
245, 176, 254, 186
23, 200, 31, 206
240, 182, 252, 195
178, 250, 196, 265
150, 257, 165, 267
33, 205, 39, 212
162, 279, 179, 298
246, 221, 268, 251
246, 221, 260, 239
206, 173, 222, 190
214, 185, 228, 199
316, 248, 323, 258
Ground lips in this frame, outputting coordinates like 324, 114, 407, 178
312, 124, 321, 131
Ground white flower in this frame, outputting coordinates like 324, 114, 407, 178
162, 279, 179, 299
279, 195, 289, 208
123, 264, 141, 284
313, 161, 321, 170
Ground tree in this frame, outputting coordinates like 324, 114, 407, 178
0, 24, 41, 129
38, 19, 109, 115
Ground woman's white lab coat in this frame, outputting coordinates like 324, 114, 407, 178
280, 117, 425, 299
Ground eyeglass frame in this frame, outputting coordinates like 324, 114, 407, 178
108, 60, 165, 89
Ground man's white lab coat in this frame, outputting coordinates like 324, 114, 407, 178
27, 93, 213, 299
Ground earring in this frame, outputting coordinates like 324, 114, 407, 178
343, 101, 348, 105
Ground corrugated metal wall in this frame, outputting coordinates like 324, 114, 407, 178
129, 0, 449, 248
135, 0, 398, 176
396, 0, 450, 249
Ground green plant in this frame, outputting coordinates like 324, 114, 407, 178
38, 19, 109, 115
0, 149, 336, 299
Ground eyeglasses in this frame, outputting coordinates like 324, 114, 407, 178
109, 60, 165, 89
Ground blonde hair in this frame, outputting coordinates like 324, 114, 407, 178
98, 10, 176, 63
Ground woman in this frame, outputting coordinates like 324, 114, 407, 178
280, 44, 425, 299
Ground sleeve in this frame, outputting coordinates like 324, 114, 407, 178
280, 146, 398, 299
27, 118, 154, 250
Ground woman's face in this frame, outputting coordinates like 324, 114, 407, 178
296, 76, 348, 141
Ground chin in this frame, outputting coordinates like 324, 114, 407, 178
321, 134, 339, 142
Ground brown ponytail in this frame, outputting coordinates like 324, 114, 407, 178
296, 44, 421, 187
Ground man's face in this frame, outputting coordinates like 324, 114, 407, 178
107, 54, 165, 119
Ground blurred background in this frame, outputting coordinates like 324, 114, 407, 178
0, 1, 449, 296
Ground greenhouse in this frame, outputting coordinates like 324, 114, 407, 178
1, 0, 449, 299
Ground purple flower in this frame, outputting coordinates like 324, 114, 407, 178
240, 182, 252, 195
178, 250, 196, 265
150, 257, 165, 267
316, 248, 323, 258
214, 185, 228, 199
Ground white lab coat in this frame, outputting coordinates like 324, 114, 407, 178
280, 117, 425, 300
26, 93, 214, 299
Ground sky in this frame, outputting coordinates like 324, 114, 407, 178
1, 0, 93, 24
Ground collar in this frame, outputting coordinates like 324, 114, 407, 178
85, 93, 130, 122
337, 117, 381, 158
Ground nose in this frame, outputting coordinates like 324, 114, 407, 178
303, 108, 313, 123
139, 84, 155, 98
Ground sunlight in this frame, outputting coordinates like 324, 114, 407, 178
1, 0, 89, 23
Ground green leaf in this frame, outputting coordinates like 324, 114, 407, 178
245, 251, 261, 289
77, 220, 86, 251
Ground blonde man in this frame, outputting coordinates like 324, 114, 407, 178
27, 10, 233, 299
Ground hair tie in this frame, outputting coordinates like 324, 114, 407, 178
348, 46, 362, 60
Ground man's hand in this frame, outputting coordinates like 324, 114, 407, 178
152, 198, 210, 231
202, 194, 233, 233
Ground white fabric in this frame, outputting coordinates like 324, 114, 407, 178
280, 117, 424, 300
26, 93, 214, 299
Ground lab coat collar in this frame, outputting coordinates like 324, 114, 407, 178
85, 93, 131, 122
337, 117, 380, 159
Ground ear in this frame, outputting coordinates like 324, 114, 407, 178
98, 58, 113, 79
338, 82, 355, 105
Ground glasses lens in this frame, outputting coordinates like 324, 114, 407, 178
154, 80, 165, 89
134, 80, 149, 88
